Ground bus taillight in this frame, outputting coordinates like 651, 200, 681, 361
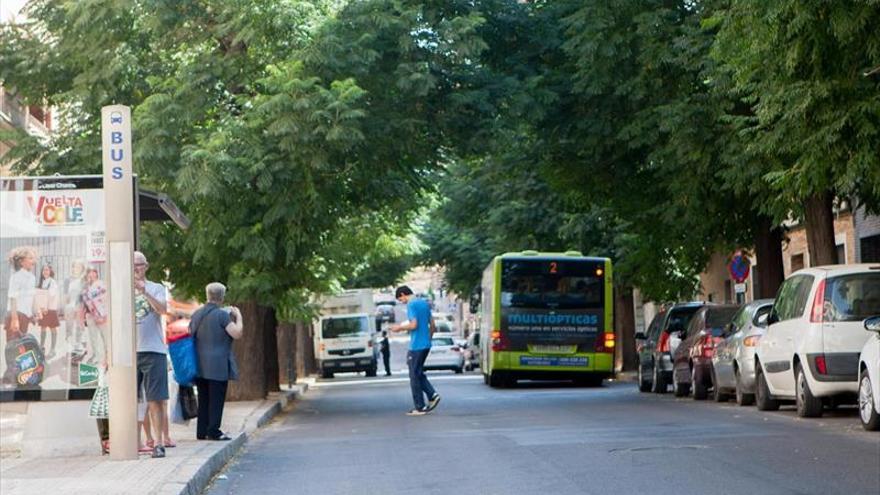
491, 330, 508, 351
595, 332, 615, 353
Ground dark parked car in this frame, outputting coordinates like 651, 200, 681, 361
670, 304, 741, 400
636, 302, 707, 393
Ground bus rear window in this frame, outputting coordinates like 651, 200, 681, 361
500, 259, 604, 309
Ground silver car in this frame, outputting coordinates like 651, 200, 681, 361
711, 299, 774, 405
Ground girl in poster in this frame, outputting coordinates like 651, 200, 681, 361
80, 266, 109, 366
63, 260, 86, 351
4, 246, 37, 341
37, 264, 61, 358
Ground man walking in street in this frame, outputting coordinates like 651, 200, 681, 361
190, 283, 243, 441
133, 251, 169, 458
380, 330, 391, 376
390, 286, 440, 415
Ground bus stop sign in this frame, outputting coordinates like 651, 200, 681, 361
728, 252, 751, 283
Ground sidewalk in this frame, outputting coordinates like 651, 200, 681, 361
0, 381, 311, 495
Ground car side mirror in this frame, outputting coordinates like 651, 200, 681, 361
756, 313, 769, 328
865, 316, 880, 333
767, 311, 779, 326
635, 332, 647, 341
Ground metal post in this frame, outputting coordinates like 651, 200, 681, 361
102, 105, 138, 460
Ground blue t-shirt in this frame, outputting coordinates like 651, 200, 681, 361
407, 298, 432, 351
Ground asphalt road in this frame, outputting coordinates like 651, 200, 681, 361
206, 354, 879, 494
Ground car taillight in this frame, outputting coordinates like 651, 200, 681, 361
491, 330, 508, 351
809, 279, 826, 323
814, 355, 827, 375
699, 334, 715, 359
595, 332, 615, 352
368, 340, 373, 348
658, 332, 670, 353
743, 335, 761, 347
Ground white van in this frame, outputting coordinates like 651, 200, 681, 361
314, 290, 378, 379
755, 265, 880, 417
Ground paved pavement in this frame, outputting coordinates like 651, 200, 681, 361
0, 384, 308, 495
204, 374, 880, 495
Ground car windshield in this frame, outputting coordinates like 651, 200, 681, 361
435, 321, 452, 332
823, 273, 880, 322
666, 306, 700, 333
705, 307, 740, 336
432, 337, 454, 346
322, 316, 369, 339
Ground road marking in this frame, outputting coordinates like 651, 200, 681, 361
311, 374, 483, 388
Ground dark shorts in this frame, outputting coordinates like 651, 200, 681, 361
137, 352, 169, 401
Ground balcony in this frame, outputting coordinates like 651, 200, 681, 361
0, 86, 51, 139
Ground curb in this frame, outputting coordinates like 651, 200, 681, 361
170, 383, 309, 495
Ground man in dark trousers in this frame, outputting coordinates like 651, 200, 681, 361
190, 282, 243, 441
390, 286, 440, 415
379, 330, 391, 376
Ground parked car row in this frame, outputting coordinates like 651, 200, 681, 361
636, 264, 880, 431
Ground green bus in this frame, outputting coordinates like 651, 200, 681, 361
479, 251, 614, 387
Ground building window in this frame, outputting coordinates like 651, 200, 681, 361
836, 244, 846, 264
862, 235, 880, 263
791, 253, 805, 272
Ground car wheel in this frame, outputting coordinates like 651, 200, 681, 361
638, 362, 652, 392
735, 367, 755, 406
692, 365, 708, 400
755, 365, 779, 411
712, 368, 729, 402
859, 369, 880, 431
366, 367, 377, 377
673, 377, 690, 397
651, 360, 667, 394
483, 373, 489, 385
455, 366, 463, 374
796, 363, 823, 418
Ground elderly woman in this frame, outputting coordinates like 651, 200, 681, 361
4, 246, 38, 342
190, 282, 242, 441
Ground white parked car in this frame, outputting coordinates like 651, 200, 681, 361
859, 316, 880, 431
424, 336, 464, 373
755, 264, 880, 417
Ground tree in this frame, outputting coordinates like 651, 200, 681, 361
713, 0, 880, 266
1, 0, 497, 399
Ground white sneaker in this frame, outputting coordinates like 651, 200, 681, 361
406, 408, 428, 416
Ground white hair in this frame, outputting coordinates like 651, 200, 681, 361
206, 282, 226, 303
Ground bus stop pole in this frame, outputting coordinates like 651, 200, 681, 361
102, 105, 138, 460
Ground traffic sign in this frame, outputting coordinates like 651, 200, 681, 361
728, 252, 751, 283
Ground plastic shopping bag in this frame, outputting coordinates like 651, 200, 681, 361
168, 333, 198, 386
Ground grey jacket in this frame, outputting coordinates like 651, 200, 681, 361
191, 303, 239, 381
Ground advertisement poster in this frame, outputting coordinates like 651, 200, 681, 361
501, 307, 603, 347
1, 176, 106, 401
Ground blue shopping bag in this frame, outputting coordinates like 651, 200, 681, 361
168, 334, 198, 386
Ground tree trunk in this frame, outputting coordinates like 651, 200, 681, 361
276, 321, 297, 389
804, 191, 839, 266
227, 300, 268, 401
614, 286, 637, 372
263, 307, 280, 393
295, 321, 317, 377
754, 215, 785, 299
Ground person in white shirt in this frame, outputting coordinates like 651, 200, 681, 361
4, 246, 38, 342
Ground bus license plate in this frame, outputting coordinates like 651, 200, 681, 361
520, 356, 588, 367
529, 345, 575, 354
340, 362, 355, 367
